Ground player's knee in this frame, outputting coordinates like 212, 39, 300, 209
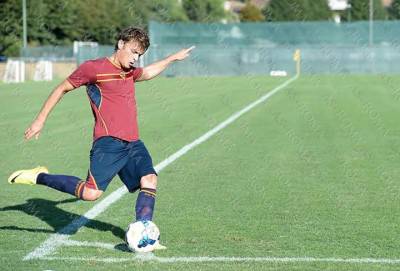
140, 174, 157, 189
81, 187, 103, 201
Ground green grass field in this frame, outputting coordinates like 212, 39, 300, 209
1, 75, 400, 270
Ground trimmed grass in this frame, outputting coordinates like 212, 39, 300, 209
1, 75, 400, 270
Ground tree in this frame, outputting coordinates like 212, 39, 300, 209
138, 0, 188, 23
72, 0, 132, 44
0, 0, 22, 56
73, 0, 188, 44
263, 0, 331, 21
387, 0, 400, 19
182, 0, 226, 22
349, 0, 387, 21
0, 0, 228, 57
0, 0, 80, 56
27, 0, 80, 45
240, 2, 265, 22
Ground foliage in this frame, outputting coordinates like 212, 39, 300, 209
1, 0, 392, 57
263, 0, 332, 21
349, 0, 387, 20
137, 0, 188, 23
182, 0, 226, 22
239, 2, 265, 22
388, 0, 400, 19
0, 0, 22, 56
0, 0, 187, 56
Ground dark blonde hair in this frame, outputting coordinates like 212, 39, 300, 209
114, 27, 150, 51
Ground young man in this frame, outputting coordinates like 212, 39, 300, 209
8, 27, 194, 231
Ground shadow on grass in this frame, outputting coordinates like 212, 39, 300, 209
0, 198, 126, 240
114, 242, 131, 252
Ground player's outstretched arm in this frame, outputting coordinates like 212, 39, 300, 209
24, 79, 75, 140
137, 46, 195, 82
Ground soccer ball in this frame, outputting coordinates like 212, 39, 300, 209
125, 220, 161, 252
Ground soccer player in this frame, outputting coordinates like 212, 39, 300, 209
8, 27, 194, 234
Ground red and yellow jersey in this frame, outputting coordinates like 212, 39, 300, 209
67, 57, 143, 142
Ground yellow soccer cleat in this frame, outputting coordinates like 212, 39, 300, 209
8, 166, 49, 185
153, 241, 167, 250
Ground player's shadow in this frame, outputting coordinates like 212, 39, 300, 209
0, 198, 126, 240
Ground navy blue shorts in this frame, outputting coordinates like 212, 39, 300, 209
85, 136, 157, 192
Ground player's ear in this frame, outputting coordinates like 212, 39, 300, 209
118, 40, 124, 50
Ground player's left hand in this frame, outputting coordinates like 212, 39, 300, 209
171, 46, 195, 61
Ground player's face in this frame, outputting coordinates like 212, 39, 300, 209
117, 40, 146, 70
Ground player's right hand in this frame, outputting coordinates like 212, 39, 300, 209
24, 119, 44, 140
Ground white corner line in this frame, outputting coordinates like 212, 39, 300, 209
60, 240, 117, 250
40, 255, 400, 265
23, 76, 298, 261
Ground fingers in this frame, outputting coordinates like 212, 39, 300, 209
24, 127, 37, 140
24, 128, 32, 140
179, 46, 195, 60
35, 132, 40, 140
174, 46, 195, 61
25, 132, 33, 140
186, 45, 196, 52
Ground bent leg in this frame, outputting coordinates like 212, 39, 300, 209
32, 137, 128, 200
37, 173, 103, 200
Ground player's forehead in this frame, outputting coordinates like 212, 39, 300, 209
124, 40, 145, 54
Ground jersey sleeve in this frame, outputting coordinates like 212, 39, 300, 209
67, 61, 96, 88
132, 67, 143, 82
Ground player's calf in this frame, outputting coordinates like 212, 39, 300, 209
36, 173, 103, 201
136, 174, 158, 221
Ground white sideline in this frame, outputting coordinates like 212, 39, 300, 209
41, 256, 400, 265
24, 76, 298, 261
50, 240, 400, 265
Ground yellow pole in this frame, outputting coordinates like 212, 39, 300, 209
293, 49, 301, 76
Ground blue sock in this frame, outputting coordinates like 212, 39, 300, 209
135, 188, 156, 221
37, 173, 85, 198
